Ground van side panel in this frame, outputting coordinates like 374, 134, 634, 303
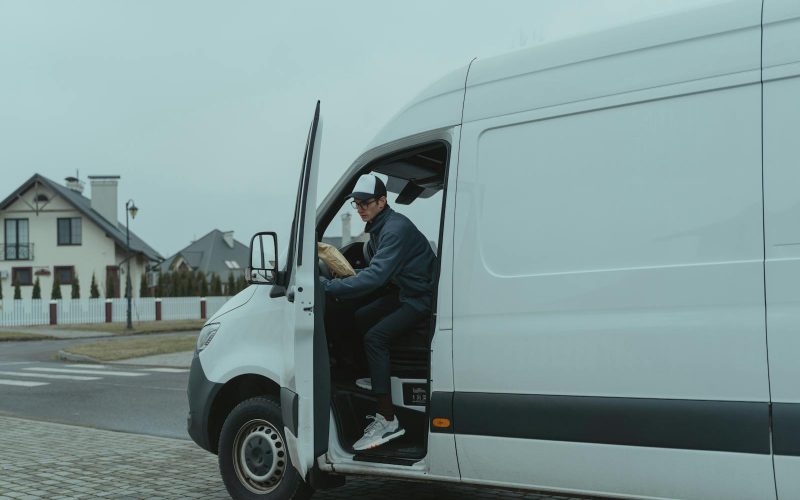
455, 437, 772, 500
458, 86, 766, 400
452, 5, 773, 498
763, 0, 800, 498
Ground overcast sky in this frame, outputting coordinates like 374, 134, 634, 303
1, 0, 707, 258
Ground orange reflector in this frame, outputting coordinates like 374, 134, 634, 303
432, 418, 451, 428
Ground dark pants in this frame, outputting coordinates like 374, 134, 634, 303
354, 294, 427, 395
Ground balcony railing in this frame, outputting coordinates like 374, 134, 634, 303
2, 243, 34, 261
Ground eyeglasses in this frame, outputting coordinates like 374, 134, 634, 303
350, 198, 377, 210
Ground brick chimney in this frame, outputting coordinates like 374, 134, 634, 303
88, 175, 120, 224
223, 231, 235, 249
64, 176, 85, 194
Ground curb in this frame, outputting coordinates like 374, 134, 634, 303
57, 349, 102, 363
56, 348, 193, 368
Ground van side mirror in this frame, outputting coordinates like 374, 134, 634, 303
248, 232, 278, 285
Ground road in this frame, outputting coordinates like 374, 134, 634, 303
0, 336, 190, 439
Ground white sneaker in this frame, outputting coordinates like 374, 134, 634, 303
352, 414, 405, 451
355, 378, 372, 390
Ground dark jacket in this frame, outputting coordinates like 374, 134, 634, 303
321, 206, 435, 312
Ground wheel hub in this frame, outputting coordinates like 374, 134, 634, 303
242, 431, 275, 479
233, 419, 287, 494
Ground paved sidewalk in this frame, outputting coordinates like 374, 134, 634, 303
0, 416, 226, 499
0, 416, 578, 500
0, 326, 109, 339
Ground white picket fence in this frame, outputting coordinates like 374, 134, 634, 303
0, 297, 231, 327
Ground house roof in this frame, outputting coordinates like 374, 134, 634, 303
0, 174, 163, 262
158, 229, 249, 277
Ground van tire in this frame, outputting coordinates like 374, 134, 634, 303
218, 396, 313, 500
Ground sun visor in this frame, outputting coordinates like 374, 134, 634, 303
387, 177, 438, 204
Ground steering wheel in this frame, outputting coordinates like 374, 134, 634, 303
318, 258, 332, 279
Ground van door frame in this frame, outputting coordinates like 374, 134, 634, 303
276, 100, 330, 481
313, 131, 461, 480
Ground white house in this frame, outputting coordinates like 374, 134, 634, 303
0, 174, 162, 300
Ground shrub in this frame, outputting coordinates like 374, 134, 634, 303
71, 275, 80, 299
210, 273, 223, 296
139, 274, 148, 298
51, 274, 62, 300
32, 277, 41, 299
90, 273, 100, 298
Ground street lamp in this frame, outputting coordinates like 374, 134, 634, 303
125, 199, 138, 330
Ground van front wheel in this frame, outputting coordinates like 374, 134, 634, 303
219, 397, 313, 500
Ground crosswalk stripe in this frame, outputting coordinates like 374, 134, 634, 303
0, 371, 99, 381
141, 368, 189, 373
65, 364, 109, 369
0, 379, 48, 387
25, 368, 147, 377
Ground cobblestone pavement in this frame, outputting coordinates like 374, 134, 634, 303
0, 416, 580, 500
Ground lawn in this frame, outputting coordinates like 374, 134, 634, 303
63, 334, 198, 361
55, 319, 205, 335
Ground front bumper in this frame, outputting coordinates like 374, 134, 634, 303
187, 353, 223, 453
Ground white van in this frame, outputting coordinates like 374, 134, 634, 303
187, 1, 800, 498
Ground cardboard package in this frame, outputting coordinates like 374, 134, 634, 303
317, 242, 356, 277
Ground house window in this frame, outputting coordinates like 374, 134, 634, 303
57, 218, 82, 245
12, 267, 33, 286
4, 219, 30, 260
54, 266, 75, 285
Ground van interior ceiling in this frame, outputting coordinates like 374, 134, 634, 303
378, 145, 447, 205
319, 141, 448, 464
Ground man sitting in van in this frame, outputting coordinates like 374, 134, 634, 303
321, 173, 436, 451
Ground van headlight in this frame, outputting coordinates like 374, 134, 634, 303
197, 323, 220, 352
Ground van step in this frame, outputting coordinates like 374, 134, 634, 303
352, 454, 419, 466
353, 444, 425, 466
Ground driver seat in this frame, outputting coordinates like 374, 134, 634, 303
389, 317, 430, 377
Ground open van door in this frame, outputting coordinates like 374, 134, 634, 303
278, 101, 329, 481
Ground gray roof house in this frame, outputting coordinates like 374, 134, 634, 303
158, 230, 249, 278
